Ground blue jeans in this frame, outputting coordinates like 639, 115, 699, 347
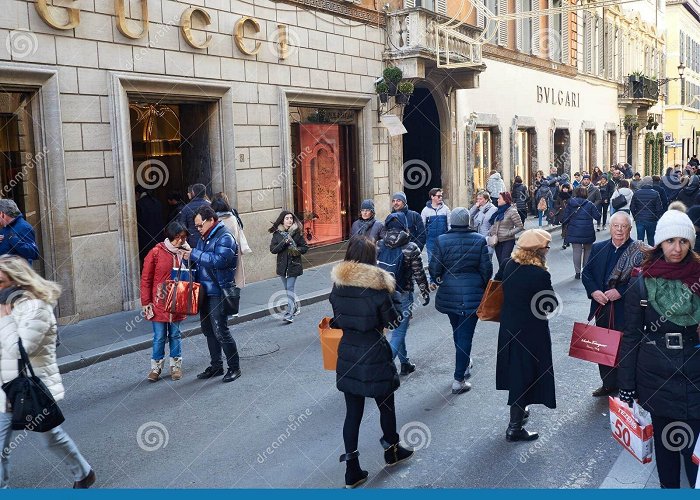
636, 221, 657, 246
389, 292, 413, 364
447, 313, 478, 381
280, 276, 298, 318
0, 413, 91, 487
538, 210, 544, 226
200, 294, 240, 370
151, 321, 182, 360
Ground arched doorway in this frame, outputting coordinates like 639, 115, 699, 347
402, 88, 442, 210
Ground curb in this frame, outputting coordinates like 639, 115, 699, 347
57, 290, 332, 374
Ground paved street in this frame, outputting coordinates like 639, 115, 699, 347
6, 225, 661, 488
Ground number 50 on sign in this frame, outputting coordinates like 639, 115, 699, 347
609, 396, 654, 464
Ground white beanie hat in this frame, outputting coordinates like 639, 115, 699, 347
654, 209, 697, 247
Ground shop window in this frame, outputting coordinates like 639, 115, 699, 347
0, 92, 44, 277
607, 131, 617, 168
514, 129, 533, 185
474, 128, 492, 191
584, 130, 596, 171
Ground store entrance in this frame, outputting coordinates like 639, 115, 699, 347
553, 128, 571, 175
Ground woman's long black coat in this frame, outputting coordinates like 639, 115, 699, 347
329, 261, 401, 398
495, 259, 557, 409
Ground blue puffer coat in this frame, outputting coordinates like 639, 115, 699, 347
428, 227, 492, 316
630, 185, 663, 222
190, 222, 237, 296
562, 197, 600, 245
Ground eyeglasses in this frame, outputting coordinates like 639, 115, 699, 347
433, 194, 443, 198
194, 223, 206, 229
611, 224, 631, 230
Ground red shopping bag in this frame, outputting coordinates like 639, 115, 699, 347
609, 396, 654, 464
569, 306, 622, 367
693, 435, 700, 466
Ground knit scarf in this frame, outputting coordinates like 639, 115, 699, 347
607, 239, 646, 288
489, 204, 509, 224
635, 258, 700, 296
355, 218, 376, 236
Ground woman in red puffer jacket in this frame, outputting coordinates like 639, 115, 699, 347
140, 221, 190, 382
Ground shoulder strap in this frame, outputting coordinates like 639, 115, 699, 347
638, 275, 648, 326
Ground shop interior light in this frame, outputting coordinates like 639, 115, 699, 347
129, 103, 181, 157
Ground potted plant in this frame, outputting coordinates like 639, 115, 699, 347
396, 81, 414, 105
376, 81, 389, 103
383, 66, 403, 96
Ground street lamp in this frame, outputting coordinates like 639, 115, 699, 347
679, 62, 686, 106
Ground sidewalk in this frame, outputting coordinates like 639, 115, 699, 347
57, 217, 558, 373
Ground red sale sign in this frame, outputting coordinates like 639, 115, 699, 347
609, 397, 654, 464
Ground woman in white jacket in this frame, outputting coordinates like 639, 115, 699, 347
212, 194, 252, 288
0, 256, 94, 488
610, 179, 634, 214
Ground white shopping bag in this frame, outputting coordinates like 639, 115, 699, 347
693, 435, 700, 488
609, 396, 654, 464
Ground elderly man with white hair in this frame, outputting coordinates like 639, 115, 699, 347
0, 199, 39, 265
581, 211, 646, 397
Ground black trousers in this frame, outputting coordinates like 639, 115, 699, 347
650, 415, 700, 488
600, 203, 609, 226
494, 239, 516, 269
517, 209, 527, 224
595, 303, 618, 388
343, 392, 399, 453
200, 294, 240, 371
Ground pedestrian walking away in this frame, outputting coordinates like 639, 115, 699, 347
183, 206, 241, 384
269, 211, 309, 323
391, 192, 426, 250
140, 221, 191, 382
555, 183, 573, 246
511, 176, 529, 224
487, 192, 524, 270
486, 170, 506, 206
420, 188, 451, 264
329, 237, 414, 489
581, 211, 641, 397
0, 256, 95, 488
687, 205, 700, 252
469, 190, 498, 257
495, 229, 557, 442
618, 209, 700, 488
377, 212, 430, 376
610, 179, 633, 214
562, 187, 600, 279
429, 207, 492, 394
630, 176, 663, 246
350, 199, 384, 243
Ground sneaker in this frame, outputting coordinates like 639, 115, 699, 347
196, 366, 224, 379
464, 358, 474, 380
73, 469, 96, 489
222, 368, 242, 383
451, 379, 471, 394
293, 303, 301, 316
400, 362, 416, 376
283, 316, 294, 324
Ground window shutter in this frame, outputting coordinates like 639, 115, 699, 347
617, 28, 623, 81
516, 0, 523, 51
498, 0, 508, 46
562, 10, 569, 64
532, 0, 540, 55
606, 22, 613, 79
595, 16, 603, 73
548, 0, 554, 59
404, 0, 415, 7
688, 35, 692, 67
436, 0, 446, 15
680, 30, 685, 64
584, 12, 592, 73
478, 0, 485, 28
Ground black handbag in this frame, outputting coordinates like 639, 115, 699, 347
2, 338, 64, 432
611, 191, 627, 210
208, 270, 241, 317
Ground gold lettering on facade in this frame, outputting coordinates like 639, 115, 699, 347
35, 0, 80, 30
115, 0, 148, 39
234, 16, 262, 56
181, 7, 212, 49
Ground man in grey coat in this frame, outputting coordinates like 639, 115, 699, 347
581, 174, 602, 230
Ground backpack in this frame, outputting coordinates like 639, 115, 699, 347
377, 242, 407, 291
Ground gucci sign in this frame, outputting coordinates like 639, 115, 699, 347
34, 0, 289, 58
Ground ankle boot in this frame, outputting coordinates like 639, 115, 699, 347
380, 438, 414, 466
147, 359, 164, 382
505, 405, 538, 442
170, 357, 182, 381
339, 450, 368, 488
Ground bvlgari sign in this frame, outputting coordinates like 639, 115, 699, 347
536, 86, 581, 108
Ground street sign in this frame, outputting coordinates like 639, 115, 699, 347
664, 132, 674, 143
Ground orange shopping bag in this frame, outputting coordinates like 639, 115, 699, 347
318, 317, 343, 371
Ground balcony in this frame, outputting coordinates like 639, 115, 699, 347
384, 7, 485, 89
618, 75, 660, 107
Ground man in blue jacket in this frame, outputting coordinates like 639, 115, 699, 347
184, 205, 240, 384
391, 192, 426, 250
0, 199, 39, 264
630, 176, 663, 246
581, 212, 636, 397
420, 188, 451, 263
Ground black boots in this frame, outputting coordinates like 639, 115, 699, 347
380, 438, 414, 466
506, 405, 538, 442
400, 362, 416, 376
339, 450, 368, 489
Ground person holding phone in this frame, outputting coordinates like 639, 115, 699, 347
140, 221, 191, 382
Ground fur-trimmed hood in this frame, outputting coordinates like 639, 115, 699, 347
331, 261, 395, 293
277, 222, 300, 235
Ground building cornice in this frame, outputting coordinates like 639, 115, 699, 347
273, 0, 385, 26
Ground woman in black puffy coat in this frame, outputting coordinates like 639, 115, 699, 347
269, 211, 308, 323
329, 236, 413, 489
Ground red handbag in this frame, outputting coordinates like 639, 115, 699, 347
569, 306, 622, 367
164, 261, 200, 316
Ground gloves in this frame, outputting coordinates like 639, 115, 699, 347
421, 294, 430, 306
618, 388, 637, 407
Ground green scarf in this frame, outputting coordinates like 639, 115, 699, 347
646, 277, 700, 327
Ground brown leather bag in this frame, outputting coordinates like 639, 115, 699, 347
476, 279, 503, 322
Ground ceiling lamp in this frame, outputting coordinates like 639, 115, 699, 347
129, 104, 181, 157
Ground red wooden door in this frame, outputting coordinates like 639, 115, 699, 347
297, 124, 343, 246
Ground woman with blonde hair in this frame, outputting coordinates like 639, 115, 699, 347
0, 256, 95, 488
495, 230, 557, 442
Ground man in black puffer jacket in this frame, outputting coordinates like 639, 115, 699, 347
185, 205, 240, 384
178, 184, 210, 248
377, 212, 430, 376
630, 176, 663, 246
